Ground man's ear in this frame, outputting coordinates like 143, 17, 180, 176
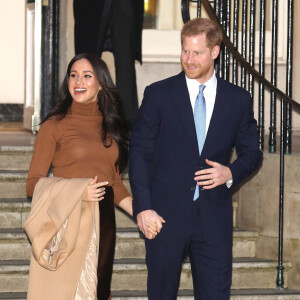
212, 45, 220, 59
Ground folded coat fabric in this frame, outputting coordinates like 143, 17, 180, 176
24, 177, 100, 300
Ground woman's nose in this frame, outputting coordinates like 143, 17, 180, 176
75, 75, 83, 84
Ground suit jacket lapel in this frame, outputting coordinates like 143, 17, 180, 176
201, 77, 228, 158
172, 72, 199, 155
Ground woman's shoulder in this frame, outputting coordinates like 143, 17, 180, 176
37, 116, 62, 139
43, 117, 59, 126
39, 118, 58, 131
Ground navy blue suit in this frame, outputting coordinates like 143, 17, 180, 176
129, 72, 262, 299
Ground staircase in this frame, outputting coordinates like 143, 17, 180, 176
1, 131, 300, 299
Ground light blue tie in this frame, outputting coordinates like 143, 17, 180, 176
193, 84, 206, 201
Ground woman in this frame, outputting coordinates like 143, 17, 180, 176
26, 53, 157, 299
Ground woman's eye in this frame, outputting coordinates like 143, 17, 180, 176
70, 74, 76, 78
84, 74, 92, 78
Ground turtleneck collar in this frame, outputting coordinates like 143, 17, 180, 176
69, 100, 101, 116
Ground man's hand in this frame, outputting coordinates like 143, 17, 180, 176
194, 159, 232, 189
137, 210, 166, 239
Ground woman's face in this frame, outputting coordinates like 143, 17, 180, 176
68, 58, 101, 104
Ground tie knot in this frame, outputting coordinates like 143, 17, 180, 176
199, 84, 206, 94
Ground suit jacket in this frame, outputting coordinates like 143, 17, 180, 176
74, 0, 144, 63
129, 72, 263, 242
24, 177, 99, 300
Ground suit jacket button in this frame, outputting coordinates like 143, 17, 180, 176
190, 186, 195, 191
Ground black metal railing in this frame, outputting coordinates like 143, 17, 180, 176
181, 0, 300, 290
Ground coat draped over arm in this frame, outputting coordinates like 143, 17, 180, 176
24, 177, 100, 300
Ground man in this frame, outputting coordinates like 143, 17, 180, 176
73, 0, 144, 129
129, 18, 263, 299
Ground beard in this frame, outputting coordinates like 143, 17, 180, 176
181, 61, 212, 81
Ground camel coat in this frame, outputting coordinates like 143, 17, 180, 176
24, 177, 100, 300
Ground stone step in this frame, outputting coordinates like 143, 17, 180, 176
115, 228, 258, 259
0, 199, 135, 229
111, 289, 300, 300
0, 261, 29, 294
0, 146, 33, 170
111, 258, 292, 291
0, 198, 258, 258
0, 199, 31, 229
0, 227, 258, 261
0, 258, 292, 293
115, 206, 136, 228
2, 289, 300, 300
0, 229, 31, 261
0, 171, 27, 199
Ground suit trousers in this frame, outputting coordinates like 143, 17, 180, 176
73, 0, 139, 127
145, 200, 232, 300
97, 186, 116, 300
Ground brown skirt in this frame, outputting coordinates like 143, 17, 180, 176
97, 186, 116, 300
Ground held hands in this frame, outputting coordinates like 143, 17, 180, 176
137, 210, 166, 240
194, 159, 232, 189
82, 176, 109, 202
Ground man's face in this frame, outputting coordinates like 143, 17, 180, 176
181, 34, 219, 83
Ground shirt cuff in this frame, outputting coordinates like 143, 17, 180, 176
226, 179, 233, 188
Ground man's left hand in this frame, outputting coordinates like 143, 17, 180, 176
194, 159, 232, 189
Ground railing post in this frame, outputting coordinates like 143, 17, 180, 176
248, 0, 256, 99
240, 0, 248, 90
269, 0, 278, 153
285, 0, 293, 154
197, 0, 201, 17
223, 0, 230, 81
276, 0, 294, 288
258, 0, 266, 151
218, 0, 225, 79
277, 97, 285, 290
214, 0, 221, 76
181, 0, 191, 24
232, 0, 239, 86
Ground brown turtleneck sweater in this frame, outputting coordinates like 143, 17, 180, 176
26, 100, 130, 204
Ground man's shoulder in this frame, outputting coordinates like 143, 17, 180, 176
217, 76, 250, 98
146, 72, 185, 91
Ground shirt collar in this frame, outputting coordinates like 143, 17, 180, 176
185, 71, 217, 92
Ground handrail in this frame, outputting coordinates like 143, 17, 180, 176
181, 0, 300, 112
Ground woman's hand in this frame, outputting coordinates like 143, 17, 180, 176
117, 198, 163, 239
82, 176, 108, 202
137, 210, 166, 239
147, 219, 161, 238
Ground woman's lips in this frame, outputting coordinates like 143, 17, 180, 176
74, 88, 87, 94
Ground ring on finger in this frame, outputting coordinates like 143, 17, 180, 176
212, 179, 214, 184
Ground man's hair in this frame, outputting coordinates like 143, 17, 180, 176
181, 18, 223, 48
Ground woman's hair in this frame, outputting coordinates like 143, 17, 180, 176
181, 17, 223, 48
43, 53, 129, 173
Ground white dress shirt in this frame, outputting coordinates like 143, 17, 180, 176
185, 71, 217, 135
185, 71, 233, 188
